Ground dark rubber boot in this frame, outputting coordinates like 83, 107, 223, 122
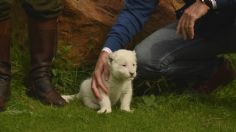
0, 19, 11, 111
27, 17, 66, 107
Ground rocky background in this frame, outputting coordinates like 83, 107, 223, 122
13, 0, 184, 66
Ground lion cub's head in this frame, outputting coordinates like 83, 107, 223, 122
108, 50, 137, 80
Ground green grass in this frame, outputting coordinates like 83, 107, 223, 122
1, 79, 236, 132
1, 36, 236, 132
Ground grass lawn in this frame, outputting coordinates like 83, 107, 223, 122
1, 78, 236, 132
0, 40, 236, 132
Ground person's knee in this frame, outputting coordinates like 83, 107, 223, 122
135, 44, 151, 70
21, 0, 63, 19
135, 45, 175, 79
0, 0, 13, 21
136, 44, 174, 69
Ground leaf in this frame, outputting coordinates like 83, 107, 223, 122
142, 95, 158, 108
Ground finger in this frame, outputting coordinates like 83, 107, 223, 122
180, 15, 187, 40
103, 63, 110, 81
185, 10, 196, 39
104, 67, 110, 81
96, 73, 108, 94
95, 69, 108, 94
189, 18, 195, 39
176, 16, 183, 34
185, 14, 192, 39
177, 12, 188, 40
91, 77, 101, 100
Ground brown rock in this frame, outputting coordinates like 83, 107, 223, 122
60, 0, 184, 65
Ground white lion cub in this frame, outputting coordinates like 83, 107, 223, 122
62, 49, 137, 114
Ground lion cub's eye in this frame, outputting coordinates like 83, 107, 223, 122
133, 64, 136, 66
122, 64, 126, 67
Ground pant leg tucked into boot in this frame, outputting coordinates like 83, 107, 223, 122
27, 17, 65, 106
0, 19, 11, 111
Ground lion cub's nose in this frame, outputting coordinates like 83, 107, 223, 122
130, 72, 134, 77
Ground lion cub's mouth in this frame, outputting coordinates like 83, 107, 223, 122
130, 76, 136, 80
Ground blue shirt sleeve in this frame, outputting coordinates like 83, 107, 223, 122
103, 0, 157, 52
215, 0, 236, 8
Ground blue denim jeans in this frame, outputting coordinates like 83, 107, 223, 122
135, 21, 236, 82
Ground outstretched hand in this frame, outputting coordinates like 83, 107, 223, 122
177, 0, 210, 40
91, 51, 110, 100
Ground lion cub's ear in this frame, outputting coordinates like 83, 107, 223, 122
132, 51, 137, 60
108, 53, 115, 66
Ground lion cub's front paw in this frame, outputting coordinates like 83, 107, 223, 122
97, 107, 112, 114
121, 108, 134, 113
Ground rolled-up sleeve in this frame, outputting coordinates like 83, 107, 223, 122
103, 0, 157, 52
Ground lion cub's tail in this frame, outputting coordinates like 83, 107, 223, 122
61, 93, 80, 103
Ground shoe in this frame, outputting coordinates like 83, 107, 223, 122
27, 17, 65, 106
196, 58, 236, 94
0, 77, 10, 112
28, 77, 66, 106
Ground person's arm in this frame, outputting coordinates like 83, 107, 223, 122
177, 0, 236, 40
103, 0, 157, 52
177, 0, 210, 40
92, 0, 157, 100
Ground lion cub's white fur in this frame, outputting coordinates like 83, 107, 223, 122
62, 49, 137, 113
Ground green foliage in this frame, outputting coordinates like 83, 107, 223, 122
52, 43, 93, 93
141, 95, 158, 108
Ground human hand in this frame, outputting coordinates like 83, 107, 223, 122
176, 0, 210, 40
91, 51, 110, 100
